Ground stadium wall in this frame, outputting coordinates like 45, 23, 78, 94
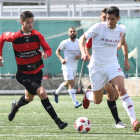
0, 78, 139, 96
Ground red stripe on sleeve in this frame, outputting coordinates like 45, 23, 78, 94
85, 38, 92, 49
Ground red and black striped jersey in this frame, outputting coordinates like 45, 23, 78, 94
0, 29, 52, 74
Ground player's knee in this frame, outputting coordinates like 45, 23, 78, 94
68, 80, 75, 87
106, 91, 115, 101
25, 96, 34, 102
118, 86, 126, 96
115, 94, 119, 100
37, 88, 47, 99
105, 88, 114, 95
94, 99, 102, 104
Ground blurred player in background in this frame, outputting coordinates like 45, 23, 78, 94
53, 27, 82, 108
79, 6, 140, 132
85, 8, 129, 128
0, 11, 67, 130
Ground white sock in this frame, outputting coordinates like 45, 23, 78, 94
55, 82, 68, 95
86, 91, 94, 102
120, 93, 136, 124
68, 89, 77, 104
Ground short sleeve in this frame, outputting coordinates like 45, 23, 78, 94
59, 40, 66, 50
84, 23, 99, 40
120, 24, 126, 34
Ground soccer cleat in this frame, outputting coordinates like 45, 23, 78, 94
133, 119, 140, 132
74, 102, 82, 108
53, 91, 59, 103
116, 121, 127, 128
8, 101, 18, 121
82, 90, 90, 109
55, 118, 68, 130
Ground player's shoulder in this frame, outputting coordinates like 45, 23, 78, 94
32, 29, 42, 35
6, 30, 20, 38
91, 22, 106, 29
116, 24, 126, 30
61, 38, 69, 44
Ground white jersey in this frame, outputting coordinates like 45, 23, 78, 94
84, 22, 126, 73
59, 38, 80, 70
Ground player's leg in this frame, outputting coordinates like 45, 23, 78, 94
66, 79, 81, 108
8, 89, 34, 121
105, 82, 127, 128
55, 81, 68, 94
53, 69, 69, 103
111, 75, 140, 132
8, 71, 37, 121
83, 69, 107, 109
53, 81, 68, 103
37, 86, 68, 129
53, 81, 68, 100
83, 88, 104, 109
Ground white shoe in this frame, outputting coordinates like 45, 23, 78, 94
116, 121, 127, 128
74, 102, 82, 108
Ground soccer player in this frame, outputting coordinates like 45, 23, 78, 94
85, 8, 129, 128
79, 6, 140, 132
0, 11, 68, 130
53, 27, 82, 108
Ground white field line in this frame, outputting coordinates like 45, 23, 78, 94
0, 124, 132, 127
0, 134, 139, 137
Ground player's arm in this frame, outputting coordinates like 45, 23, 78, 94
85, 47, 91, 60
117, 39, 123, 50
120, 34, 130, 71
75, 54, 81, 60
117, 35, 126, 50
79, 23, 98, 61
0, 32, 15, 67
56, 47, 66, 64
39, 34, 52, 60
79, 35, 89, 62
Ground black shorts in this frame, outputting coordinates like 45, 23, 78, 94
16, 70, 43, 95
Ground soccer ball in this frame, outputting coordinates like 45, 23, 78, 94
75, 117, 91, 134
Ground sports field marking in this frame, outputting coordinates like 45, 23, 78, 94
0, 134, 139, 137
0, 113, 133, 115
0, 124, 132, 127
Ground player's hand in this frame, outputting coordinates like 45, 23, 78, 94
38, 49, 47, 60
81, 53, 89, 62
0, 56, 4, 67
75, 54, 81, 60
124, 59, 130, 71
61, 59, 67, 64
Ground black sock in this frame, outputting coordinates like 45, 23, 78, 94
107, 100, 121, 124
17, 95, 29, 108
41, 98, 57, 120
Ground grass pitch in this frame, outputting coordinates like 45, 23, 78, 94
0, 94, 140, 140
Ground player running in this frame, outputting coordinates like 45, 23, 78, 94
0, 11, 67, 130
79, 6, 140, 132
85, 8, 129, 128
53, 27, 82, 108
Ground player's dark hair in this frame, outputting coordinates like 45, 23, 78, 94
101, 8, 108, 14
106, 6, 120, 18
20, 11, 34, 22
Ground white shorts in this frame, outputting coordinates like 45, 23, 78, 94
89, 63, 124, 91
63, 69, 76, 80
